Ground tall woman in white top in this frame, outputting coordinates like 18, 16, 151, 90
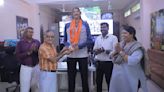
109, 25, 148, 92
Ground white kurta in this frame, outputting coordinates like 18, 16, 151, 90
109, 49, 148, 92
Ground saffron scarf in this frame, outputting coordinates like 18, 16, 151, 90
70, 19, 82, 44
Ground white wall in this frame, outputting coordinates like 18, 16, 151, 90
125, 11, 142, 43
123, 1, 142, 43
39, 5, 56, 32
0, 0, 40, 41
140, 0, 164, 49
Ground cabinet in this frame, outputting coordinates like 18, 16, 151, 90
147, 49, 164, 89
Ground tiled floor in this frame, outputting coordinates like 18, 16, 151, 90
140, 80, 164, 92
0, 79, 163, 92
0, 82, 19, 92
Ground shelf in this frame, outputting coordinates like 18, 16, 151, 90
148, 49, 164, 89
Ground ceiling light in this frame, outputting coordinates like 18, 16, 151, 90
0, 0, 4, 6
108, 1, 112, 10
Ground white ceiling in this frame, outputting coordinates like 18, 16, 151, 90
25, 0, 139, 12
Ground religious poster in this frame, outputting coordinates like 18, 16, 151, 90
16, 16, 28, 39
151, 9, 164, 51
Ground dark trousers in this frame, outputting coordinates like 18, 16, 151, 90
96, 61, 113, 92
67, 57, 89, 92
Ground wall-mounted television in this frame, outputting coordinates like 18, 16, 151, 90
80, 6, 101, 21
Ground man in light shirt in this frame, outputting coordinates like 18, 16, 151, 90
39, 30, 69, 92
93, 22, 118, 92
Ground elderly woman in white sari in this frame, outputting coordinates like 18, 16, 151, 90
109, 25, 148, 92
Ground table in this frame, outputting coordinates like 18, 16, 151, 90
57, 62, 96, 92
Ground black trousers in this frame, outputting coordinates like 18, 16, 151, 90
96, 61, 113, 92
67, 57, 89, 92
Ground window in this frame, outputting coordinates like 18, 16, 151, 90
131, 3, 140, 13
124, 2, 140, 18
124, 9, 131, 17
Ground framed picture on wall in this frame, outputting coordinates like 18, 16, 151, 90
16, 16, 28, 39
151, 9, 164, 50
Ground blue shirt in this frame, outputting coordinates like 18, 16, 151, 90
64, 20, 93, 58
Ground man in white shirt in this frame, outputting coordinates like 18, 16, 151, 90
93, 22, 118, 92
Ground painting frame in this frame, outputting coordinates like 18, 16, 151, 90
150, 9, 164, 50
16, 16, 28, 39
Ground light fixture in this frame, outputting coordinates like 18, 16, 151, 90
0, 0, 4, 6
108, 1, 112, 10
62, 4, 65, 12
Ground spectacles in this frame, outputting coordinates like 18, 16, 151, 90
46, 36, 55, 38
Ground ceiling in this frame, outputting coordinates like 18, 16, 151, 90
25, 0, 139, 12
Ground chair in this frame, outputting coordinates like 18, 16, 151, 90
0, 47, 20, 92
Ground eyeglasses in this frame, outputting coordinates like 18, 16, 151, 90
46, 36, 55, 38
